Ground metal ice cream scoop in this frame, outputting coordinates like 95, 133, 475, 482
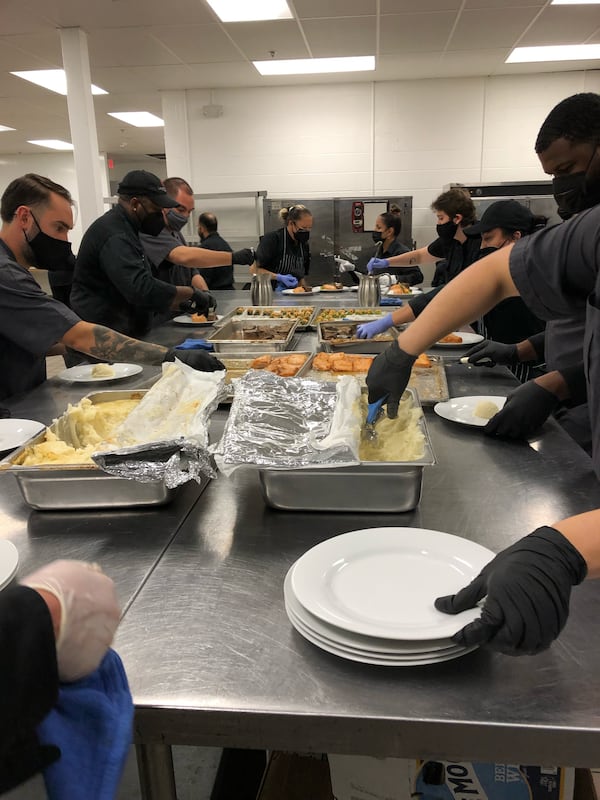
362, 395, 388, 442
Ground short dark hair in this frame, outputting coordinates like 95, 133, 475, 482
535, 93, 600, 153
378, 211, 402, 237
431, 187, 476, 226
1, 173, 72, 223
198, 212, 218, 233
163, 177, 193, 197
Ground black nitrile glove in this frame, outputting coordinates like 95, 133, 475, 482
435, 526, 587, 655
179, 290, 216, 316
366, 340, 416, 419
232, 247, 255, 266
484, 380, 560, 439
163, 348, 225, 372
465, 339, 518, 367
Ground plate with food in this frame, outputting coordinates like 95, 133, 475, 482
433, 395, 507, 427
432, 332, 483, 348
281, 286, 320, 295
384, 284, 421, 297
57, 363, 144, 383
316, 284, 352, 293
172, 314, 223, 326
0, 419, 45, 451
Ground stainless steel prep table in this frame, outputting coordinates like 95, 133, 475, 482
117, 305, 600, 797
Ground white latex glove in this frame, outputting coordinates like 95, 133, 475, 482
334, 256, 355, 273
22, 560, 120, 682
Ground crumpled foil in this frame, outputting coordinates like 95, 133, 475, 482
213, 370, 361, 475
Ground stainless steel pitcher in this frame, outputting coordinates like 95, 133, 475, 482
357, 273, 381, 307
251, 273, 273, 306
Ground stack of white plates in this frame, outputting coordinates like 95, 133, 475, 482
284, 527, 494, 666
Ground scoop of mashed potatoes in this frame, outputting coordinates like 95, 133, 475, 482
359, 393, 425, 462
91, 363, 115, 378
473, 400, 500, 420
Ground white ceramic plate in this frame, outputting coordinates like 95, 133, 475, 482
290, 527, 494, 640
285, 568, 461, 654
281, 287, 321, 296
0, 539, 19, 591
382, 288, 422, 297
287, 608, 477, 666
432, 332, 483, 348
172, 314, 223, 326
434, 395, 507, 428
0, 419, 45, 450
315, 286, 352, 293
58, 363, 143, 383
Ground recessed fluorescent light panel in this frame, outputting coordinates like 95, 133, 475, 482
206, 0, 292, 21
11, 70, 107, 95
254, 56, 376, 75
28, 139, 74, 151
551, 0, 600, 4
107, 112, 165, 127
0, 125, 15, 132
507, 44, 600, 62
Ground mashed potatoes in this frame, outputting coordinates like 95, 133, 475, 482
359, 394, 425, 462
473, 400, 500, 420
91, 363, 115, 378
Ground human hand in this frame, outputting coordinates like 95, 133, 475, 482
434, 526, 587, 655
163, 348, 225, 371
356, 314, 394, 339
334, 256, 355, 273
465, 340, 518, 367
180, 290, 216, 316
367, 257, 389, 274
275, 274, 298, 289
366, 340, 416, 418
484, 380, 559, 439
22, 560, 120, 682
232, 247, 255, 266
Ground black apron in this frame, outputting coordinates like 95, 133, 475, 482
584, 293, 600, 474
277, 231, 305, 276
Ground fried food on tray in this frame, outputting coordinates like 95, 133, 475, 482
414, 353, 432, 368
321, 283, 342, 291
438, 333, 463, 344
190, 313, 208, 323
249, 353, 309, 376
387, 283, 411, 295
312, 352, 374, 373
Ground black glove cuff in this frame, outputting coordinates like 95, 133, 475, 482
531, 526, 588, 585
162, 348, 176, 363
527, 331, 546, 362
386, 339, 417, 369
559, 362, 587, 406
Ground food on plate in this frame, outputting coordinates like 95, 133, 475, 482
249, 353, 308, 377
358, 393, 425, 462
312, 352, 374, 373
413, 353, 432, 369
190, 313, 208, 323
473, 400, 500, 420
438, 333, 463, 344
91, 363, 115, 378
321, 283, 343, 291
291, 285, 312, 293
387, 283, 411, 295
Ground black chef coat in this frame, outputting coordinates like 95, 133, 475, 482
197, 232, 234, 290
256, 227, 310, 281
429, 234, 482, 286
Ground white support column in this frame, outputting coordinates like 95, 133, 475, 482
60, 27, 105, 229
161, 91, 193, 184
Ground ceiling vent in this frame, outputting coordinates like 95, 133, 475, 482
202, 104, 224, 118
145, 153, 166, 160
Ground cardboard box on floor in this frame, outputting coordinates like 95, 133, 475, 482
327, 755, 577, 800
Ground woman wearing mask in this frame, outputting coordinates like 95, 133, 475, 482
253, 205, 312, 290
367, 187, 481, 287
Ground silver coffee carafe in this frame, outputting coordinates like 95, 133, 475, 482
357, 273, 381, 307
251, 273, 273, 306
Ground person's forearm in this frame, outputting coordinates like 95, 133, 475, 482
398, 248, 516, 355
169, 245, 232, 268
390, 306, 416, 326
553, 509, 600, 579
516, 338, 541, 362
533, 371, 570, 402
169, 286, 194, 309
386, 246, 435, 267
191, 274, 209, 291
63, 322, 168, 364
525, 331, 546, 361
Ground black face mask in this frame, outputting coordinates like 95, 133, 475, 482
478, 246, 498, 260
436, 220, 458, 241
136, 203, 165, 237
372, 231, 383, 243
25, 213, 74, 271
552, 151, 600, 220
295, 230, 310, 244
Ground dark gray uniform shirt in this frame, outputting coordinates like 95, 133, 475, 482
0, 240, 79, 401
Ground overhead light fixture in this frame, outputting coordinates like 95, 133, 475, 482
206, 0, 292, 21
11, 69, 107, 95
551, 0, 600, 4
28, 139, 74, 151
107, 112, 165, 127
0, 125, 15, 132
253, 56, 376, 76
506, 44, 600, 62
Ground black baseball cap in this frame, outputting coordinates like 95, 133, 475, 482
117, 170, 178, 208
464, 200, 535, 236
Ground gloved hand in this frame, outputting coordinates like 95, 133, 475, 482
163, 348, 224, 371
366, 339, 416, 419
180, 290, 216, 316
21, 560, 120, 683
275, 274, 298, 289
367, 257, 390, 274
465, 339, 518, 367
357, 314, 394, 339
232, 247, 255, 266
334, 256, 355, 273
484, 380, 560, 439
434, 526, 587, 655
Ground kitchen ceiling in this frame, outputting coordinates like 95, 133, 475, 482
0, 0, 599, 160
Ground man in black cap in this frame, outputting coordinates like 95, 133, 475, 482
71, 170, 214, 339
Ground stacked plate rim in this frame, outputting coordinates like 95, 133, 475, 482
284, 527, 494, 666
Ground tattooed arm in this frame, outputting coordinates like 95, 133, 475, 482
61, 321, 168, 364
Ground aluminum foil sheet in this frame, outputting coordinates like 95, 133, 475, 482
214, 370, 361, 474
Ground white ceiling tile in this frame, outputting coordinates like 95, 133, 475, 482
87, 28, 183, 68
381, 0, 461, 11
224, 20, 310, 61
465, 0, 544, 7
380, 13, 458, 54
301, 18, 377, 58
149, 25, 244, 64
519, 6, 600, 46
449, 7, 541, 50
294, 0, 377, 17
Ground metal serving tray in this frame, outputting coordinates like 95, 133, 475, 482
1, 390, 208, 510
317, 320, 400, 354
312, 307, 390, 325
207, 318, 299, 352
258, 388, 435, 513
215, 305, 316, 331
218, 351, 314, 401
